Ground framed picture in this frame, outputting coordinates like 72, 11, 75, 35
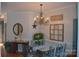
50, 24, 64, 41
51, 14, 63, 21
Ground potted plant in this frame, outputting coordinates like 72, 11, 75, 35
33, 33, 44, 45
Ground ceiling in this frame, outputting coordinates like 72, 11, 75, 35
1, 2, 76, 12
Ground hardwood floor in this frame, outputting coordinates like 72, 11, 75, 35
2, 52, 77, 57
67, 52, 76, 57
1, 52, 23, 57
1, 50, 77, 57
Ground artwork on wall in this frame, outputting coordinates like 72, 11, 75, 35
50, 24, 64, 41
50, 14, 63, 21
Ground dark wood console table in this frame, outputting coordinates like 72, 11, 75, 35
5, 41, 29, 53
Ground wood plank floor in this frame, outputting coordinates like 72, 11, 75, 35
2, 52, 23, 57
1, 50, 77, 57
1, 44, 77, 57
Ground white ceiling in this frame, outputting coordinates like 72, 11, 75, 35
1, 2, 76, 12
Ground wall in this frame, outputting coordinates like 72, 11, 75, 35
5, 3, 77, 54
0, 2, 1, 12
77, 3, 79, 57
0, 3, 1, 42
0, 2, 1, 57
6, 11, 40, 42
40, 5, 77, 53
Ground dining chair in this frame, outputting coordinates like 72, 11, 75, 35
43, 48, 55, 57
55, 44, 66, 57
22, 44, 30, 57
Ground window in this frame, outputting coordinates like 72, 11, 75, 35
50, 24, 64, 41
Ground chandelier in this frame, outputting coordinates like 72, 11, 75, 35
32, 4, 49, 29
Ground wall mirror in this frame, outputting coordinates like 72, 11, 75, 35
13, 23, 23, 36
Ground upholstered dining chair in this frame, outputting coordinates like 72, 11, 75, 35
55, 44, 66, 57
43, 48, 55, 57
